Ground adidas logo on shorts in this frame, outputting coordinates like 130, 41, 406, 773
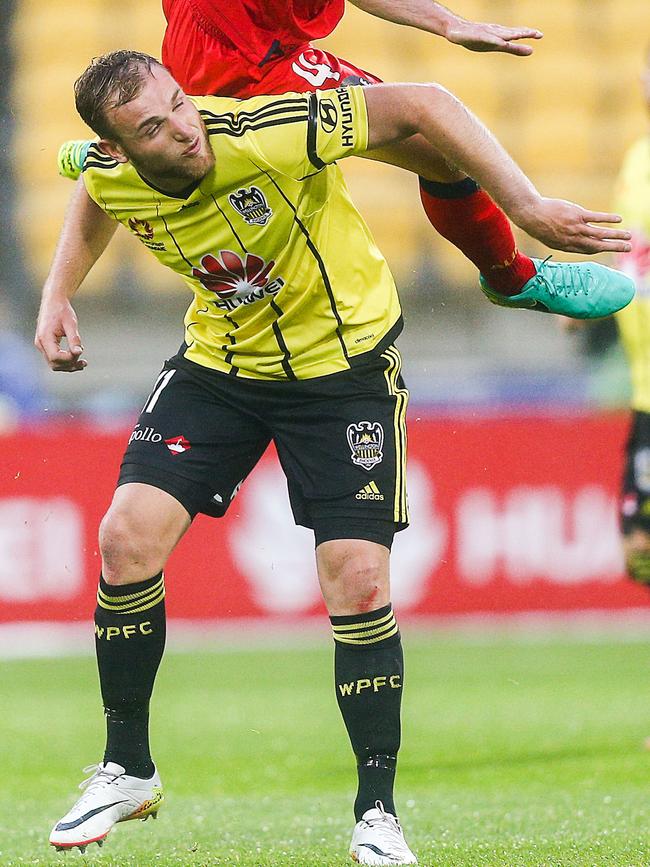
355, 481, 384, 501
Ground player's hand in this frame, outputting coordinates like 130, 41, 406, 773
516, 197, 633, 255
34, 295, 87, 372
445, 21, 543, 56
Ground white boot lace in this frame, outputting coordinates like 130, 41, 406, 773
361, 801, 407, 849
74, 763, 123, 806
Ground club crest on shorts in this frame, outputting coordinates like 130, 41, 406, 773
228, 186, 273, 226
347, 421, 384, 471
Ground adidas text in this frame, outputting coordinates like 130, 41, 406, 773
356, 482, 384, 501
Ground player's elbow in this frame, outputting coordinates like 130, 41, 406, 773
365, 80, 468, 155
411, 81, 465, 130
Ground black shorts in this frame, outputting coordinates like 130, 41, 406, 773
118, 347, 409, 548
621, 410, 650, 534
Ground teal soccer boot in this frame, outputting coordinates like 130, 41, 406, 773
57, 139, 92, 180
479, 256, 635, 319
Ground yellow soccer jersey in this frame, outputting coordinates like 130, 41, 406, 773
82, 86, 402, 380
613, 134, 650, 411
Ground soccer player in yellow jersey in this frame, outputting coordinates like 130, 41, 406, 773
36, 51, 634, 863
613, 49, 650, 585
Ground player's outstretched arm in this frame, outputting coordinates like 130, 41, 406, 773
347, 0, 543, 56
35, 180, 117, 372
362, 82, 632, 255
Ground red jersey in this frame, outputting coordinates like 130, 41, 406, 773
162, 0, 348, 96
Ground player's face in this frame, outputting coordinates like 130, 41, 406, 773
102, 66, 215, 193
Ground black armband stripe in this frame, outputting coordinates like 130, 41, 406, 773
307, 93, 326, 171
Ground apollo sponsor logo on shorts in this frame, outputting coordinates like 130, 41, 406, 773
129, 425, 163, 446
165, 435, 191, 456
347, 421, 384, 471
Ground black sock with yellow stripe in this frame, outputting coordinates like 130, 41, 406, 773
94, 572, 166, 778
331, 603, 403, 820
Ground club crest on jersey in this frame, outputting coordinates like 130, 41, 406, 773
347, 421, 384, 471
228, 186, 273, 226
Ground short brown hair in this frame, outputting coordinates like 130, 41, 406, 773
74, 50, 164, 139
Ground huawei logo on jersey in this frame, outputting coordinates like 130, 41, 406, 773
192, 250, 285, 308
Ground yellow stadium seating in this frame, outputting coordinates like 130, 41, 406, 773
11, 0, 649, 294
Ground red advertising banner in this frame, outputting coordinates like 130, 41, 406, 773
1, 414, 646, 623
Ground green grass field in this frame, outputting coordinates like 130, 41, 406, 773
1, 633, 650, 866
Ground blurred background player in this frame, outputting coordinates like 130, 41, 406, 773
60, 0, 580, 303
612, 47, 650, 583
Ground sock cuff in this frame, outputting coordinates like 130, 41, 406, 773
97, 572, 165, 615
419, 176, 480, 199
330, 604, 399, 647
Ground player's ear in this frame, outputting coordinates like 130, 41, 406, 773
98, 139, 129, 164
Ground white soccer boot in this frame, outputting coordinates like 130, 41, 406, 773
349, 801, 417, 864
49, 761, 163, 852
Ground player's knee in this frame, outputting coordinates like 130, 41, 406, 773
317, 541, 389, 613
99, 505, 165, 582
623, 529, 650, 585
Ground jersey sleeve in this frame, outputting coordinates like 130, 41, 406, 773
82, 169, 104, 210
196, 87, 369, 179
80, 143, 122, 211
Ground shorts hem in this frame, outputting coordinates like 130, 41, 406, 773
117, 465, 220, 519
308, 516, 407, 550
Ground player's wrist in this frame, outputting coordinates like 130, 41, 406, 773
501, 190, 543, 232
41, 283, 77, 307
430, 8, 465, 40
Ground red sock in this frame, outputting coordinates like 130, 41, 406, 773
419, 178, 536, 295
